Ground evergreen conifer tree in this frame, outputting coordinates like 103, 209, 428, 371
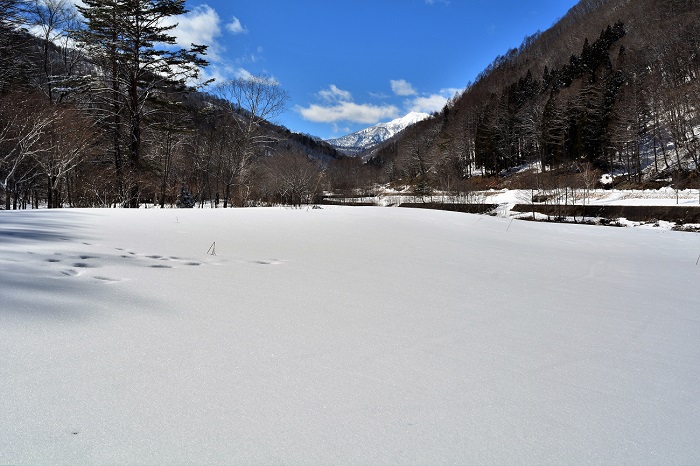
77, 0, 208, 207
176, 185, 195, 208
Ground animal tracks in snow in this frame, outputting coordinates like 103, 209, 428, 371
3, 247, 208, 285
2, 244, 285, 289
251, 259, 285, 266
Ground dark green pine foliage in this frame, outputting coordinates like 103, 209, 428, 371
76, 0, 127, 198
77, 0, 209, 207
562, 35, 625, 167
492, 21, 627, 171
176, 185, 195, 208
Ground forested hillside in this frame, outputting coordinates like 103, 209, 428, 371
0, 0, 340, 209
367, 0, 700, 193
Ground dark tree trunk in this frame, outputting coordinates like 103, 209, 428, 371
224, 184, 231, 208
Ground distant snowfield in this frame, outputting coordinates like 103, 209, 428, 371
1, 207, 699, 464
373, 187, 700, 208
488, 187, 700, 207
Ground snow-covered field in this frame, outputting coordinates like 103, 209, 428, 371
1, 207, 699, 463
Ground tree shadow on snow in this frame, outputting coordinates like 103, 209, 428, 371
0, 210, 90, 244
0, 211, 155, 320
0, 264, 156, 320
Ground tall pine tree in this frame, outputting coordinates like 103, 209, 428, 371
77, 0, 208, 207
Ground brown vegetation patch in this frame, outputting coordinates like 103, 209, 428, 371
399, 203, 499, 214
512, 204, 700, 223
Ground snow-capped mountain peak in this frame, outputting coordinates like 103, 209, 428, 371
326, 112, 430, 156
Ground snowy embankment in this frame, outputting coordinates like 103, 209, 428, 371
370, 187, 700, 207
1, 207, 699, 463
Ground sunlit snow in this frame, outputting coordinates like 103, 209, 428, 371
1, 207, 698, 463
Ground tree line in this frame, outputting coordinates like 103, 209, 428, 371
1, 0, 336, 209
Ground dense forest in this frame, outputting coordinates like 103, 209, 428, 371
367, 0, 700, 194
1, 0, 700, 209
0, 0, 341, 209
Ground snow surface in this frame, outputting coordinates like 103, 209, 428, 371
1, 207, 699, 463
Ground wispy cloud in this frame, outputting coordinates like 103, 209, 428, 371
405, 88, 461, 113
161, 6, 266, 86
424, 0, 450, 5
317, 84, 353, 103
298, 101, 399, 124
299, 83, 461, 125
368, 91, 390, 100
390, 79, 417, 96
406, 94, 447, 113
226, 16, 248, 35
299, 84, 399, 124
234, 46, 265, 66
199, 64, 251, 85
332, 123, 352, 134
167, 7, 254, 66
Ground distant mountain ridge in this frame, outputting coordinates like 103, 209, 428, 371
326, 112, 430, 156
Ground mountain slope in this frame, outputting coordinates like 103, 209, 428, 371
326, 112, 429, 156
367, 0, 700, 188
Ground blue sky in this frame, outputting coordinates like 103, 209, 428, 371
171, 0, 579, 140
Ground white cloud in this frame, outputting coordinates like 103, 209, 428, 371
170, 5, 222, 46
300, 84, 399, 124
390, 79, 417, 96
368, 91, 390, 100
166, 5, 223, 60
406, 88, 462, 113
407, 94, 448, 113
297, 102, 399, 124
233, 67, 254, 81
226, 16, 248, 35
160, 6, 266, 86
317, 84, 353, 103
199, 64, 254, 88
440, 88, 463, 98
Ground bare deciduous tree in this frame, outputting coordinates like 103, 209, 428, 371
33, 106, 99, 207
0, 93, 56, 209
262, 152, 322, 206
27, 0, 87, 103
215, 76, 289, 207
